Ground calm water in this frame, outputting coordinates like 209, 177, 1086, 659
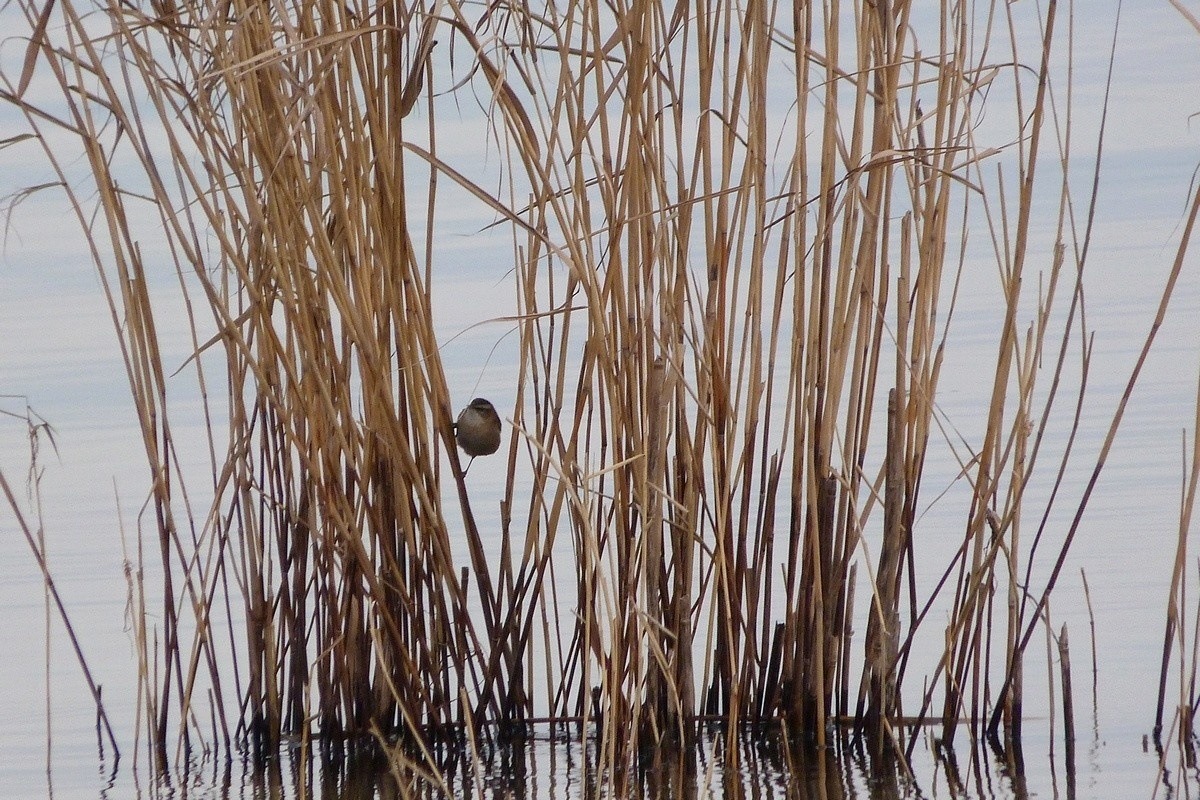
4, 3, 1200, 798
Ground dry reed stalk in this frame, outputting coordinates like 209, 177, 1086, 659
937, 0, 1061, 747
1059, 624, 1075, 782
1156, 375, 1200, 739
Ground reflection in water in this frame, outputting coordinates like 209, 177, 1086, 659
119, 726, 1010, 799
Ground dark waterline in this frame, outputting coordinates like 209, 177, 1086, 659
71, 723, 1084, 800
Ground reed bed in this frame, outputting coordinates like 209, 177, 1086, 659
6, 0, 1180, 786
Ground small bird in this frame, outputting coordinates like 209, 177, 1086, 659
455, 397, 501, 472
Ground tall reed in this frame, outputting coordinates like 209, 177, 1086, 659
6, 0, 1172, 782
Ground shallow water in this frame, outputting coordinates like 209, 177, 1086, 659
5, 723, 1147, 799
5, 2, 1200, 798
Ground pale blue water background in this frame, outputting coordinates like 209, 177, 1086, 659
3, 2, 1200, 797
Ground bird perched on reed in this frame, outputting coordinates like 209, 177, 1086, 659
455, 397, 501, 473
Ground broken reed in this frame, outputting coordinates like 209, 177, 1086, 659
7, 0, 1114, 776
